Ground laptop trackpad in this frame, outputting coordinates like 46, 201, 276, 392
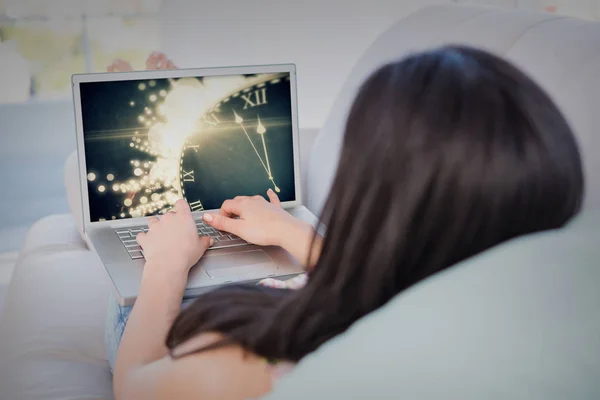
203, 250, 278, 279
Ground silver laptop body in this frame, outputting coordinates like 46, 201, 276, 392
72, 64, 315, 306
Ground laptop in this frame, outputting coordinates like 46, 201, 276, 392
72, 64, 316, 306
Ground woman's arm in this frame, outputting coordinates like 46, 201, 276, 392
202, 189, 323, 270
113, 266, 187, 396
274, 217, 322, 270
113, 200, 211, 399
117, 335, 274, 399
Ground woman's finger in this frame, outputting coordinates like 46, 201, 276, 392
199, 235, 214, 252
174, 199, 191, 214
219, 208, 236, 217
202, 213, 243, 236
136, 232, 146, 246
220, 199, 244, 217
147, 216, 160, 227
267, 189, 281, 207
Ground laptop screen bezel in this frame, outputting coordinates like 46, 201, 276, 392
72, 63, 302, 232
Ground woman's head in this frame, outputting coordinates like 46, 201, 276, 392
315, 45, 583, 311
167, 46, 583, 361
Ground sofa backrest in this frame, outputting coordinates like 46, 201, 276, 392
264, 208, 600, 399
305, 4, 600, 216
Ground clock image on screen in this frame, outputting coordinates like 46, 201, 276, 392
80, 72, 296, 222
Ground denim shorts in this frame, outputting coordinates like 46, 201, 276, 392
105, 277, 305, 370
104, 296, 194, 371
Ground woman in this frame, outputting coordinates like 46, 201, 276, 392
107, 46, 583, 399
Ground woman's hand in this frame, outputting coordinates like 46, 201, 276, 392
136, 199, 212, 276
201, 189, 296, 247
202, 190, 321, 269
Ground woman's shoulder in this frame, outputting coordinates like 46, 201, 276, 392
125, 332, 273, 400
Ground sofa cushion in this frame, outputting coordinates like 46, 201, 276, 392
264, 209, 600, 399
0, 215, 113, 400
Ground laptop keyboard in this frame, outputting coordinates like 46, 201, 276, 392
115, 220, 248, 260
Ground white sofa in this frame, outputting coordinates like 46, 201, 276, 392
1, 4, 600, 399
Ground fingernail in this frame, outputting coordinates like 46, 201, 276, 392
209, 238, 215, 246
203, 213, 213, 222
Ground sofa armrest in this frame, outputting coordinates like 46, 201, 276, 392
0, 215, 113, 399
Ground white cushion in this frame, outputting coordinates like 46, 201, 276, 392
0, 215, 113, 399
307, 4, 600, 215
265, 209, 600, 399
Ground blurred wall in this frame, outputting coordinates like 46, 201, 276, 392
159, 0, 447, 128
0, 101, 75, 250
0, 0, 445, 252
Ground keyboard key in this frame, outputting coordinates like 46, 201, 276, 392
117, 231, 130, 238
130, 228, 143, 234
129, 251, 143, 259
208, 232, 219, 237
122, 239, 137, 245
126, 244, 142, 251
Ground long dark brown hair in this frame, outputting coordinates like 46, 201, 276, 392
166, 46, 583, 362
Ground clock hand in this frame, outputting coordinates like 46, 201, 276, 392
233, 110, 244, 124
233, 111, 280, 193
256, 115, 271, 178
256, 116, 280, 193
256, 115, 266, 134
234, 110, 270, 175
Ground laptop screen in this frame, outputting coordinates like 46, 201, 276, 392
79, 72, 296, 222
